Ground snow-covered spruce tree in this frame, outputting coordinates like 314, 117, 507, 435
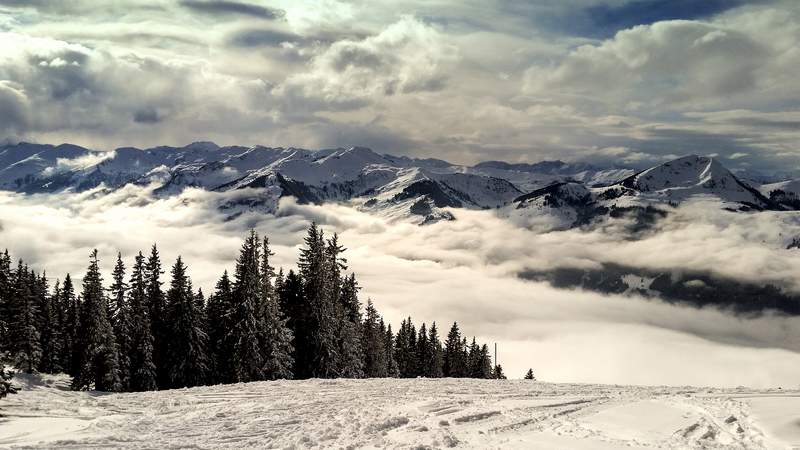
259, 237, 293, 380
492, 364, 507, 380
109, 254, 132, 390
524, 368, 535, 380
383, 321, 399, 377
145, 244, 169, 389
297, 223, 338, 378
416, 323, 430, 378
0, 250, 12, 354
479, 344, 493, 379
443, 322, 465, 378
9, 262, 41, 374
36, 273, 63, 374
467, 337, 483, 378
426, 322, 444, 378
230, 230, 266, 382
395, 317, 419, 378
165, 257, 209, 388
361, 299, 387, 377
127, 252, 157, 392
206, 270, 234, 384
60, 274, 81, 377
335, 273, 364, 378
73, 250, 121, 392
278, 269, 309, 378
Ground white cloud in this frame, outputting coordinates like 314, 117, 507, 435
1, 189, 800, 386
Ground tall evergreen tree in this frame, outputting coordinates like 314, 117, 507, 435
278, 269, 309, 378
297, 223, 338, 378
336, 273, 363, 378
426, 322, 444, 378
416, 323, 430, 378
127, 252, 157, 392
492, 364, 507, 380
258, 237, 293, 380
395, 317, 419, 378
206, 270, 234, 384
383, 321, 399, 377
230, 231, 266, 382
145, 245, 168, 389
37, 273, 62, 373
443, 322, 464, 378
361, 299, 387, 377
109, 254, 132, 390
60, 274, 80, 376
0, 250, 12, 353
9, 262, 40, 373
73, 250, 121, 391
165, 257, 209, 388
478, 344, 493, 379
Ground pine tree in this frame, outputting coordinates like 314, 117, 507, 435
443, 322, 464, 378
206, 270, 234, 384
37, 273, 63, 373
278, 269, 309, 378
109, 253, 132, 390
9, 262, 41, 373
467, 337, 482, 378
426, 322, 444, 378
230, 231, 266, 382
165, 257, 209, 388
259, 237, 293, 380
61, 274, 80, 377
73, 250, 121, 391
479, 344, 493, 379
145, 245, 168, 389
336, 273, 363, 378
297, 223, 338, 378
0, 250, 12, 354
492, 364, 506, 380
361, 299, 387, 377
395, 317, 419, 378
524, 368, 535, 380
127, 252, 157, 391
383, 321, 399, 377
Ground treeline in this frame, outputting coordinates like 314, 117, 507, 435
0, 224, 507, 392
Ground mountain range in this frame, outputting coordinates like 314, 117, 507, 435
2, 141, 797, 227
4, 141, 800, 314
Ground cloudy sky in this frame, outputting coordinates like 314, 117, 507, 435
1, 0, 798, 170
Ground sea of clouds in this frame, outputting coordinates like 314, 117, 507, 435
1, 186, 800, 387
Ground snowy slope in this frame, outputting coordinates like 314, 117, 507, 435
1, 373, 797, 449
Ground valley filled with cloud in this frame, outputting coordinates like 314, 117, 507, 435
2, 184, 799, 387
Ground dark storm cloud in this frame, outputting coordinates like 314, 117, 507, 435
227, 28, 300, 47
133, 109, 161, 124
179, 0, 285, 20
0, 84, 29, 133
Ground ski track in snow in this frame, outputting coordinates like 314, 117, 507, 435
0, 374, 798, 449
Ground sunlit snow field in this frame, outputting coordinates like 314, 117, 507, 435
1, 373, 799, 449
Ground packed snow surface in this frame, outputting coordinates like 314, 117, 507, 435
1, 373, 798, 449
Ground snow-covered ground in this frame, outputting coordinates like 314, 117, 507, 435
1, 374, 798, 449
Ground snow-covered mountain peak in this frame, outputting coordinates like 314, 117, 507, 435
621, 154, 772, 207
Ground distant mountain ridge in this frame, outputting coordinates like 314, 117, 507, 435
1, 142, 796, 225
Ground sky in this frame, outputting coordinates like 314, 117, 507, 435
0, 0, 798, 171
